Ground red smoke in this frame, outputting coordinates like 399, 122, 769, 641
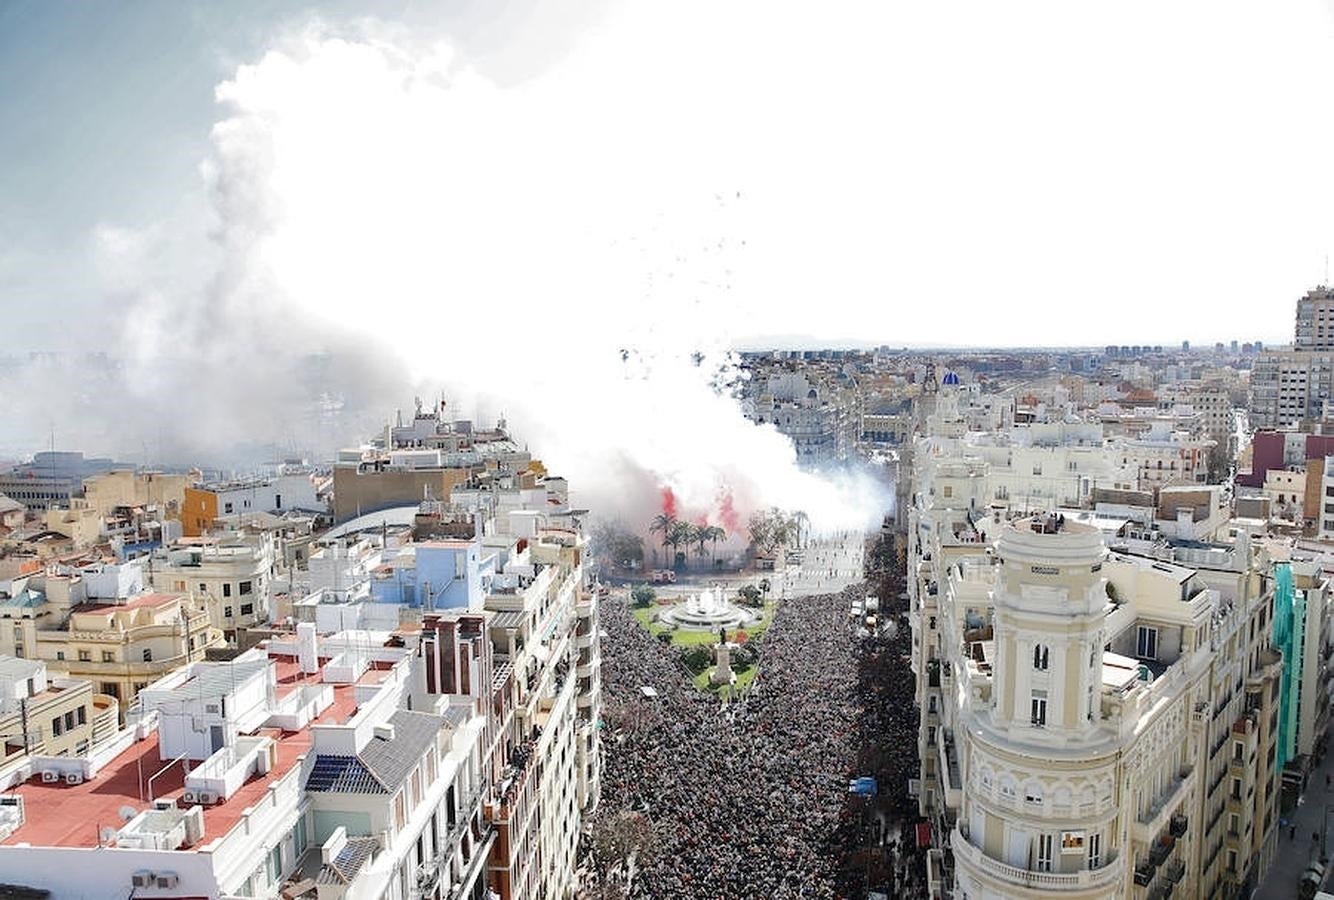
660, 486, 678, 519
717, 489, 740, 533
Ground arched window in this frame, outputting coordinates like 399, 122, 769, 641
1034, 644, 1050, 671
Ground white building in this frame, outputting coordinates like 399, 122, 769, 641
910, 380, 1286, 900
150, 533, 277, 639
0, 630, 489, 900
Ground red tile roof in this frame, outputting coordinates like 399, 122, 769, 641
2, 655, 363, 849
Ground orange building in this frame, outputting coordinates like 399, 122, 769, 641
181, 487, 218, 537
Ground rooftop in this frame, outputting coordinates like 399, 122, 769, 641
0, 654, 375, 849
72, 591, 183, 614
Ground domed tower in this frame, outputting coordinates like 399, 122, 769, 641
991, 514, 1108, 738
953, 515, 1126, 900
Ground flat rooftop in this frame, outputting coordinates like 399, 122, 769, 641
72, 592, 184, 613
0, 654, 388, 849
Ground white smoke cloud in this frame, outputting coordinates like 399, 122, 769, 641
175, 14, 893, 531
41, 0, 1334, 526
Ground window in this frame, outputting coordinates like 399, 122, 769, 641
1037, 833, 1054, 872
1231, 777, 1241, 800
102, 651, 113, 662
1087, 832, 1101, 869
241, 603, 254, 616
78, 650, 91, 662
292, 816, 308, 855
1233, 741, 1243, 761
1033, 644, 1050, 671
1136, 625, 1158, 660
224, 502, 234, 514
224, 606, 233, 618
1031, 692, 1048, 727
199, 583, 207, 594
275, 493, 282, 509
1025, 785, 1044, 804
77, 706, 86, 725
239, 581, 253, 596
942, 485, 953, 498
51, 716, 62, 737
63, 710, 75, 732
55, 651, 64, 661
142, 649, 152, 662
222, 583, 232, 598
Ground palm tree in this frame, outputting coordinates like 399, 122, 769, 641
705, 525, 727, 562
668, 520, 693, 569
792, 510, 810, 549
649, 513, 676, 566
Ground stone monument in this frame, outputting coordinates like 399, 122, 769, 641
711, 640, 735, 686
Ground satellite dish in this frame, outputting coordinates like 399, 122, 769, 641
99, 826, 119, 844
118, 805, 138, 822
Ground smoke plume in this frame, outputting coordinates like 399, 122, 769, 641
7, 10, 900, 531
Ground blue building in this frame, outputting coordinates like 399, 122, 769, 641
369, 539, 493, 610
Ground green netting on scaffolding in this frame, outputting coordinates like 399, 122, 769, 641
1271, 562, 1299, 769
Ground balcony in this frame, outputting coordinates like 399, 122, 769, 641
1133, 766, 1196, 843
952, 826, 1123, 891
1169, 814, 1188, 839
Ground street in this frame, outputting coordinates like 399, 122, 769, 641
1255, 729, 1333, 900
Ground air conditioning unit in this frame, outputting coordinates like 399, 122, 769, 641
152, 798, 176, 811
155, 873, 179, 889
131, 872, 154, 888
198, 791, 218, 805
40, 771, 59, 784
182, 790, 199, 805
64, 772, 83, 785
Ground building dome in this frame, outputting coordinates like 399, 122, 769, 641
941, 371, 960, 386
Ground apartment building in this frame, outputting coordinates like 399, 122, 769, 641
0, 630, 489, 900
0, 563, 222, 714
149, 533, 277, 639
0, 657, 117, 788
910, 381, 1289, 900
1250, 350, 1334, 430
1114, 422, 1213, 490
333, 409, 530, 523
182, 474, 320, 537
1295, 285, 1334, 351
0, 452, 132, 513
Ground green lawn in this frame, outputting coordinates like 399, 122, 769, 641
692, 665, 759, 699
631, 601, 774, 648
630, 599, 774, 695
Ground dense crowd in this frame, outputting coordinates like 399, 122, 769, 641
584, 533, 928, 899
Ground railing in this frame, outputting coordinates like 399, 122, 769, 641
951, 826, 1123, 890
1134, 766, 1194, 843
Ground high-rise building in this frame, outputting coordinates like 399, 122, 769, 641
1294, 285, 1334, 350
1251, 286, 1334, 427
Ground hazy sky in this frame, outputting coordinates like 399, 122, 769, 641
5, 0, 1334, 351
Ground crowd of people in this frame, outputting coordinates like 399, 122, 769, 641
583, 532, 930, 899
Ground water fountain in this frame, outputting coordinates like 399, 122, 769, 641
655, 585, 759, 632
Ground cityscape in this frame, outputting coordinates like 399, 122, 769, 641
6, 3, 1334, 900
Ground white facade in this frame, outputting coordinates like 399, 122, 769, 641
150, 534, 276, 635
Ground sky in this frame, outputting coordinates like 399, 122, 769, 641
5, 1, 1334, 525
4, 0, 1334, 352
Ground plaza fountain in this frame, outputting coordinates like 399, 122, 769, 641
656, 585, 758, 632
